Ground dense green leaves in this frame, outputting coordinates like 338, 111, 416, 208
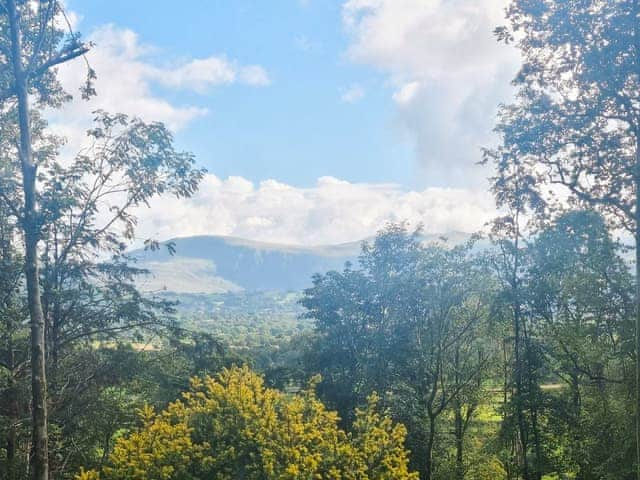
1, 1, 639, 479
298, 217, 636, 479
302, 225, 496, 479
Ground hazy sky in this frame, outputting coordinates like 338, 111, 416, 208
57, 0, 518, 245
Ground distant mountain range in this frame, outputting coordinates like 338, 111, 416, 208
131, 232, 471, 294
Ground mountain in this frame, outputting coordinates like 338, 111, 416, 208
131, 232, 472, 294
131, 235, 361, 294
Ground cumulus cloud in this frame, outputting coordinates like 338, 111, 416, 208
342, 0, 518, 187
42, 13, 500, 247
340, 83, 366, 103
48, 24, 269, 152
133, 174, 496, 245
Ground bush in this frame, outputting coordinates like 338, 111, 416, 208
77, 366, 417, 480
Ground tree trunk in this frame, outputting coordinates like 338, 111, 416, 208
5, 357, 19, 480
7, 1, 49, 479
635, 138, 640, 480
523, 324, 542, 480
501, 337, 517, 480
569, 373, 587, 480
513, 301, 530, 480
512, 213, 530, 480
453, 346, 465, 480
424, 414, 437, 480
530, 396, 542, 480
454, 400, 464, 480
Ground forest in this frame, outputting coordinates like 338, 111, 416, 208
1, 0, 640, 479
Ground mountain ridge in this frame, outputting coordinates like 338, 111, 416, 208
132, 232, 472, 294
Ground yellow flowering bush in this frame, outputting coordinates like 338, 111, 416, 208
77, 366, 417, 480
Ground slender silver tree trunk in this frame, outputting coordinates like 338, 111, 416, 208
631, 4, 640, 478
6, 1, 49, 478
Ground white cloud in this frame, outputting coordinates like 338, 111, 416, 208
48, 24, 269, 153
340, 83, 365, 103
342, 0, 518, 187
150, 57, 235, 91
133, 174, 496, 245
239, 65, 271, 86
42, 10, 502, 248
150, 57, 270, 91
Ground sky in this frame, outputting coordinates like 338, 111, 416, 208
55, 0, 519, 245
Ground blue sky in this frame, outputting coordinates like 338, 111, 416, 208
56, 0, 516, 245
66, 0, 417, 187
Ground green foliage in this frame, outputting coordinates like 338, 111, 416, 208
1, 1, 639, 479
77, 366, 418, 480
0, 15, 206, 477
301, 225, 497, 478
299, 217, 636, 479
172, 291, 309, 367
485, 2, 640, 472
487, 0, 640, 231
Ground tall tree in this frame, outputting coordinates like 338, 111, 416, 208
486, 0, 640, 475
0, 3, 206, 478
33, 111, 203, 478
527, 210, 634, 478
302, 225, 493, 480
484, 139, 543, 479
1, 2, 90, 477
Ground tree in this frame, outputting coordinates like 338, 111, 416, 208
0, 2, 91, 477
527, 211, 634, 478
0, 110, 205, 478
392, 241, 491, 480
302, 225, 494, 480
487, 214, 544, 480
76, 366, 418, 480
486, 0, 640, 475
301, 226, 425, 424
0, 4, 206, 478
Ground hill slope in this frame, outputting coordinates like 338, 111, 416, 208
132, 232, 472, 294
132, 235, 361, 293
